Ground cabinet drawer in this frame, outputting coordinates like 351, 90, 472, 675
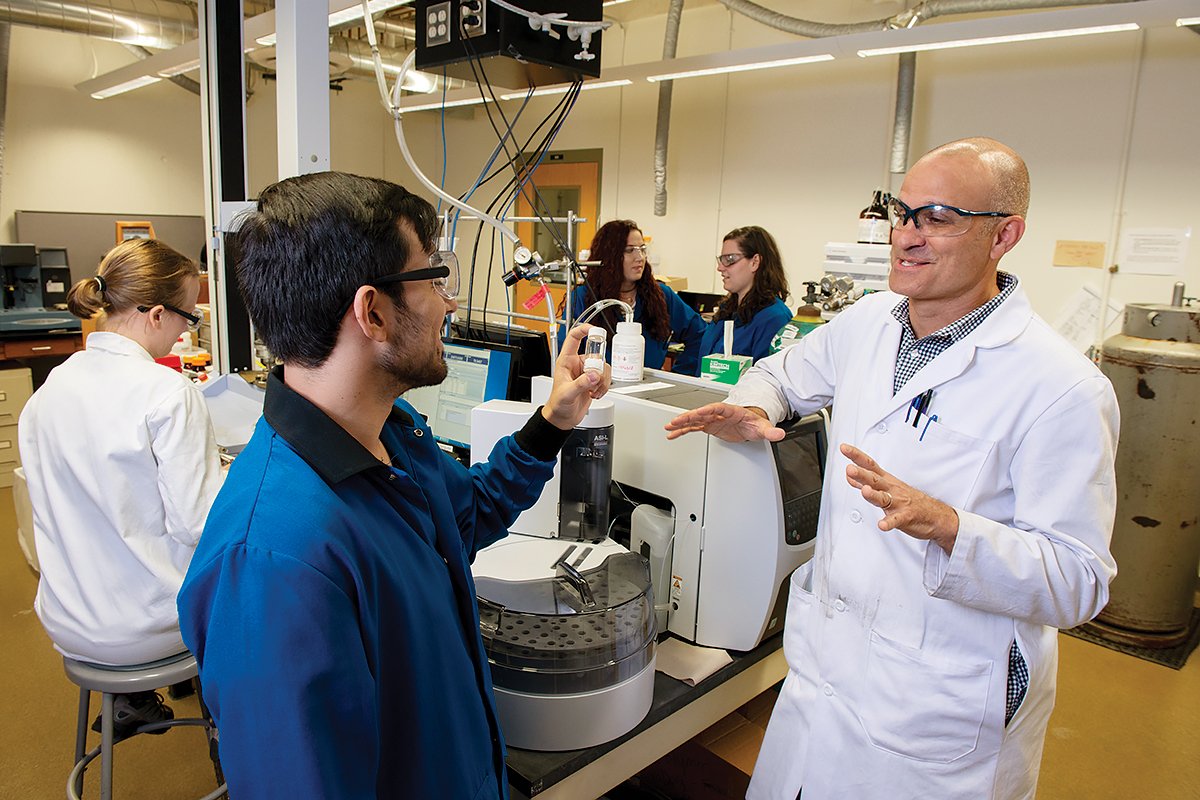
0, 367, 33, 424
0, 423, 20, 473
2, 336, 81, 358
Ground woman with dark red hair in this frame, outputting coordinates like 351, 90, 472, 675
558, 219, 705, 374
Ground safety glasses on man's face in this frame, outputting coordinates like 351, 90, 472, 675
887, 197, 1013, 238
337, 251, 459, 319
371, 251, 459, 301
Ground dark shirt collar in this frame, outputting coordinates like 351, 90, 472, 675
262, 365, 413, 485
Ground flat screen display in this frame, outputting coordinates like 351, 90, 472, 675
404, 341, 514, 449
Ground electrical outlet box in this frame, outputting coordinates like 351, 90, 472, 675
426, 1, 451, 47
459, 0, 485, 38
415, 0, 602, 90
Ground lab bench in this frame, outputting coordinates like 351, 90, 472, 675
508, 632, 785, 800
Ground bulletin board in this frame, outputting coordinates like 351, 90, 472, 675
14, 210, 205, 287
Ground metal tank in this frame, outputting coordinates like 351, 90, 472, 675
1089, 284, 1200, 647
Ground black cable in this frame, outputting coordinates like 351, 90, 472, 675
456, 19, 573, 258
465, 77, 580, 329
453, 13, 586, 332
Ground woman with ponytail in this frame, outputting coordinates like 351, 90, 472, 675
18, 239, 223, 737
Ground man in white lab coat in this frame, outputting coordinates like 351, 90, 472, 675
665, 137, 1118, 799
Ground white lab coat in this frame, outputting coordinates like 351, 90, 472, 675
730, 284, 1118, 800
18, 332, 223, 665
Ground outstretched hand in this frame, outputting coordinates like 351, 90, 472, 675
542, 324, 610, 430
664, 402, 785, 442
841, 443, 960, 554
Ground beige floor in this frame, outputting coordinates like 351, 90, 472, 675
2, 484, 1197, 799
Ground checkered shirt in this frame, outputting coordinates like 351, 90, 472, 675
891, 271, 1017, 395
889, 271, 1027, 725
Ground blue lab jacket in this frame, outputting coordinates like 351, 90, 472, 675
696, 297, 794, 370
559, 282, 706, 374
178, 367, 567, 800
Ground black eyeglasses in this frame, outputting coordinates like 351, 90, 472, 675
137, 303, 202, 330
338, 252, 459, 317
887, 196, 1014, 238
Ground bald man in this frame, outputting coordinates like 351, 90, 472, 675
666, 138, 1119, 799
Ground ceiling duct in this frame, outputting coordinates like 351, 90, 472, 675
717, 0, 1139, 35
0, 0, 428, 86
0, 0, 197, 49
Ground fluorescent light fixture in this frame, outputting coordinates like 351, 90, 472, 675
329, 0, 413, 26
1177, 17, 1200, 26
158, 59, 201, 77
857, 23, 1139, 57
646, 54, 833, 82
90, 75, 162, 100
258, 0, 413, 45
498, 79, 632, 100
603, 0, 634, 6
399, 96, 489, 113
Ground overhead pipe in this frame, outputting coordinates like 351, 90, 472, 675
652, 0, 684, 216
889, 52, 915, 176
719, 0, 1138, 36
0, 0, 197, 48
0, 0, 430, 89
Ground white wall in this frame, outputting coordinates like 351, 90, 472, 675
3, 8, 1198, 329
1, 27, 206, 244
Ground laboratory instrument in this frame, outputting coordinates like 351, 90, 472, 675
469, 399, 655, 751
488, 371, 828, 652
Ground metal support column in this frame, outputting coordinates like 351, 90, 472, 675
200, 0, 253, 374
276, 0, 331, 178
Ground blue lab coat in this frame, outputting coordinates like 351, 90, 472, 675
697, 297, 794, 370
178, 368, 566, 800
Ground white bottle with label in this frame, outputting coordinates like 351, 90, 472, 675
610, 321, 644, 382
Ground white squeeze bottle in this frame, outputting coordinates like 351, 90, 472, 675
611, 321, 644, 382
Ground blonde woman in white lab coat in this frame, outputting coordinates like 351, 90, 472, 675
666, 138, 1118, 799
19, 239, 223, 734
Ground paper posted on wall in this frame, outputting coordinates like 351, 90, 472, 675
1117, 228, 1191, 276
1053, 284, 1123, 356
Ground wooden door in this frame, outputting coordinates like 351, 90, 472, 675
513, 155, 601, 335
514, 160, 600, 263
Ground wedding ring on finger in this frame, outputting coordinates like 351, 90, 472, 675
881, 491, 893, 510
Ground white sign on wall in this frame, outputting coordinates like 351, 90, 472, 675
1117, 227, 1192, 276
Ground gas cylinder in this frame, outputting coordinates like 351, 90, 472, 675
1090, 287, 1200, 647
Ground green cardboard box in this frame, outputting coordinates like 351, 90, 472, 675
701, 354, 753, 385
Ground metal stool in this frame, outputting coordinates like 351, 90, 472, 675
62, 651, 227, 800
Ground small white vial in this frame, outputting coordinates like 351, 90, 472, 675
583, 327, 607, 373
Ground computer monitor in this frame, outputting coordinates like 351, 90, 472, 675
403, 339, 517, 450
449, 319, 552, 402
37, 247, 69, 269
677, 290, 726, 320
